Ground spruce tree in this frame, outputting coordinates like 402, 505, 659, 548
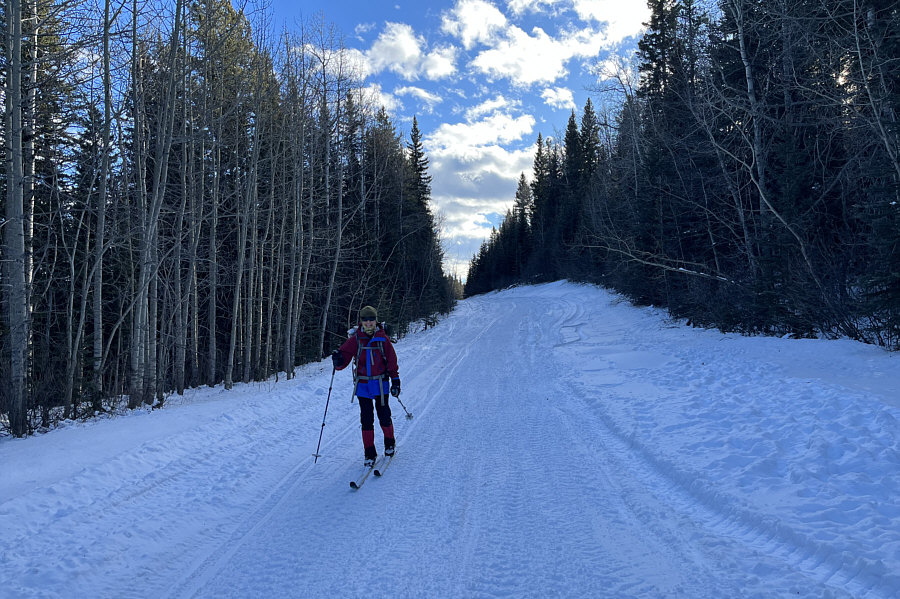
512, 173, 533, 277
406, 116, 432, 205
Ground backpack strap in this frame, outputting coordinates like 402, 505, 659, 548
352, 330, 389, 400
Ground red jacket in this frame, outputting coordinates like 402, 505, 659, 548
336, 324, 399, 398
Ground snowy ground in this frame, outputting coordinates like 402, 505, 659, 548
2, 281, 899, 598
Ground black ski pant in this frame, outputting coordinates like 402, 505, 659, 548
358, 395, 393, 431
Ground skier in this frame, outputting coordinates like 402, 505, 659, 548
332, 305, 401, 467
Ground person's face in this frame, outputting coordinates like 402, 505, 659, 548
361, 317, 376, 333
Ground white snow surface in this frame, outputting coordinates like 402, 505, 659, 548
2, 282, 900, 598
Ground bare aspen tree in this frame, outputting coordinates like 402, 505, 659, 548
281, 31, 310, 378
224, 22, 264, 388
188, 110, 201, 389
279, 26, 318, 377
88, 0, 113, 410
225, 88, 258, 390
725, 0, 771, 233
852, 0, 900, 182
62, 189, 95, 419
4, 0, 29, 436
173, 56, 188, 395
129, 0, 184, 407
263, 150, 279, 379
128, 0, 147, 408
314, 22, 354, 358
204, 0, 219, 388
23, 0, 36, 338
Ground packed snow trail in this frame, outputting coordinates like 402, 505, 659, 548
2, 282, 899, 598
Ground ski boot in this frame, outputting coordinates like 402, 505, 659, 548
383, 425, 396, 457
364, 446, 377, 468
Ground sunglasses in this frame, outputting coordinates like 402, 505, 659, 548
361, 317, 376, 322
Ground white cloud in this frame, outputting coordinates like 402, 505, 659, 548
440, 0, 647, 88
427, 111, 535, 150
344, 47, 373, 79
505, 0, 564, 16
464, 94, 517, 120
506, 0, 650, 41
429, 143, 536, 277
442, 0, 508, 50
395, 86, 443, 112
423, 106, 538, 277
365, 22, 458, 81
354, 22, 376, 38
430, 144, 535, 197
367, 22, 424, 79
572, 0, 650, 39
422, 45, 459, 79
541, 86, 576, 110
470, 25, 569, 86
470, 21, 620, 87
361, 83, 402, 114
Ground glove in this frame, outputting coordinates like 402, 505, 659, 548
331, 350, 343, 369
390, 379, 401, 397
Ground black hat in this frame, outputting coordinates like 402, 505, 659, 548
360, 305, 377, 320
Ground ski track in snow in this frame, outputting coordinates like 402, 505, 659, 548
2, 282, 899, 598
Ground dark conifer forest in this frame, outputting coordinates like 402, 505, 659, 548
466, 0, 900, 352
1, 1, 455, 436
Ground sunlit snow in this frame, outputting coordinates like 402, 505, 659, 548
2, 282, 898, 598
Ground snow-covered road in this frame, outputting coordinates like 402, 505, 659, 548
2, 282, 899, 598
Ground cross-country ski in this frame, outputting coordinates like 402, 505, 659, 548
373, 453, 393, 477
349, 456, 383, 490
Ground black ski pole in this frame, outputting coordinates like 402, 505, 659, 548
396, 395, 413, 420
385, 374, 413, 419
313, 367, 336, 463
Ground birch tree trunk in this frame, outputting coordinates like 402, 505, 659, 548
128, 0, 147, 409
728, 0, 770, 234
92, 0, 112, 411
173, 36, 190, 395
186, 104, 201, 390
63, 206, 92, 420
852, 0, 900, 182
225, 116, 258, 389
242, 172, 259, 384
207, 142, 219, 387
130, 0, 184, 407
23, 0, 37, 356
4, 0, 29, 436
282, 42, 308, 378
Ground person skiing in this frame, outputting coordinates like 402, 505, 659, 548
332, 305, 401, 467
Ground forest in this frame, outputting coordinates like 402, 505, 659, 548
466, 0, 900, 352
1, 0, 457, 437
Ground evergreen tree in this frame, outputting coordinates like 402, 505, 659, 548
579, 99, 602, 185
528, 133, 552, 278
396, 116, 451, 328
406, 116, 432, 203
512, 173, 533, 278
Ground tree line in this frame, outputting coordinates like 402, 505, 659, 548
1, 0, 455, 437
466, 0, 900, 350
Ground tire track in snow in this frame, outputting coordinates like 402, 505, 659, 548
159, 375, 375, 598
2, 383, 332, 599
163, 446, 322, 598
165, 302, 496, 598
417, 289, 702, 597
525, 290, 732, 597
543, 291, 891, 599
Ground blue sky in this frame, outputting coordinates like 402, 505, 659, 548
260, 0, 650, 277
